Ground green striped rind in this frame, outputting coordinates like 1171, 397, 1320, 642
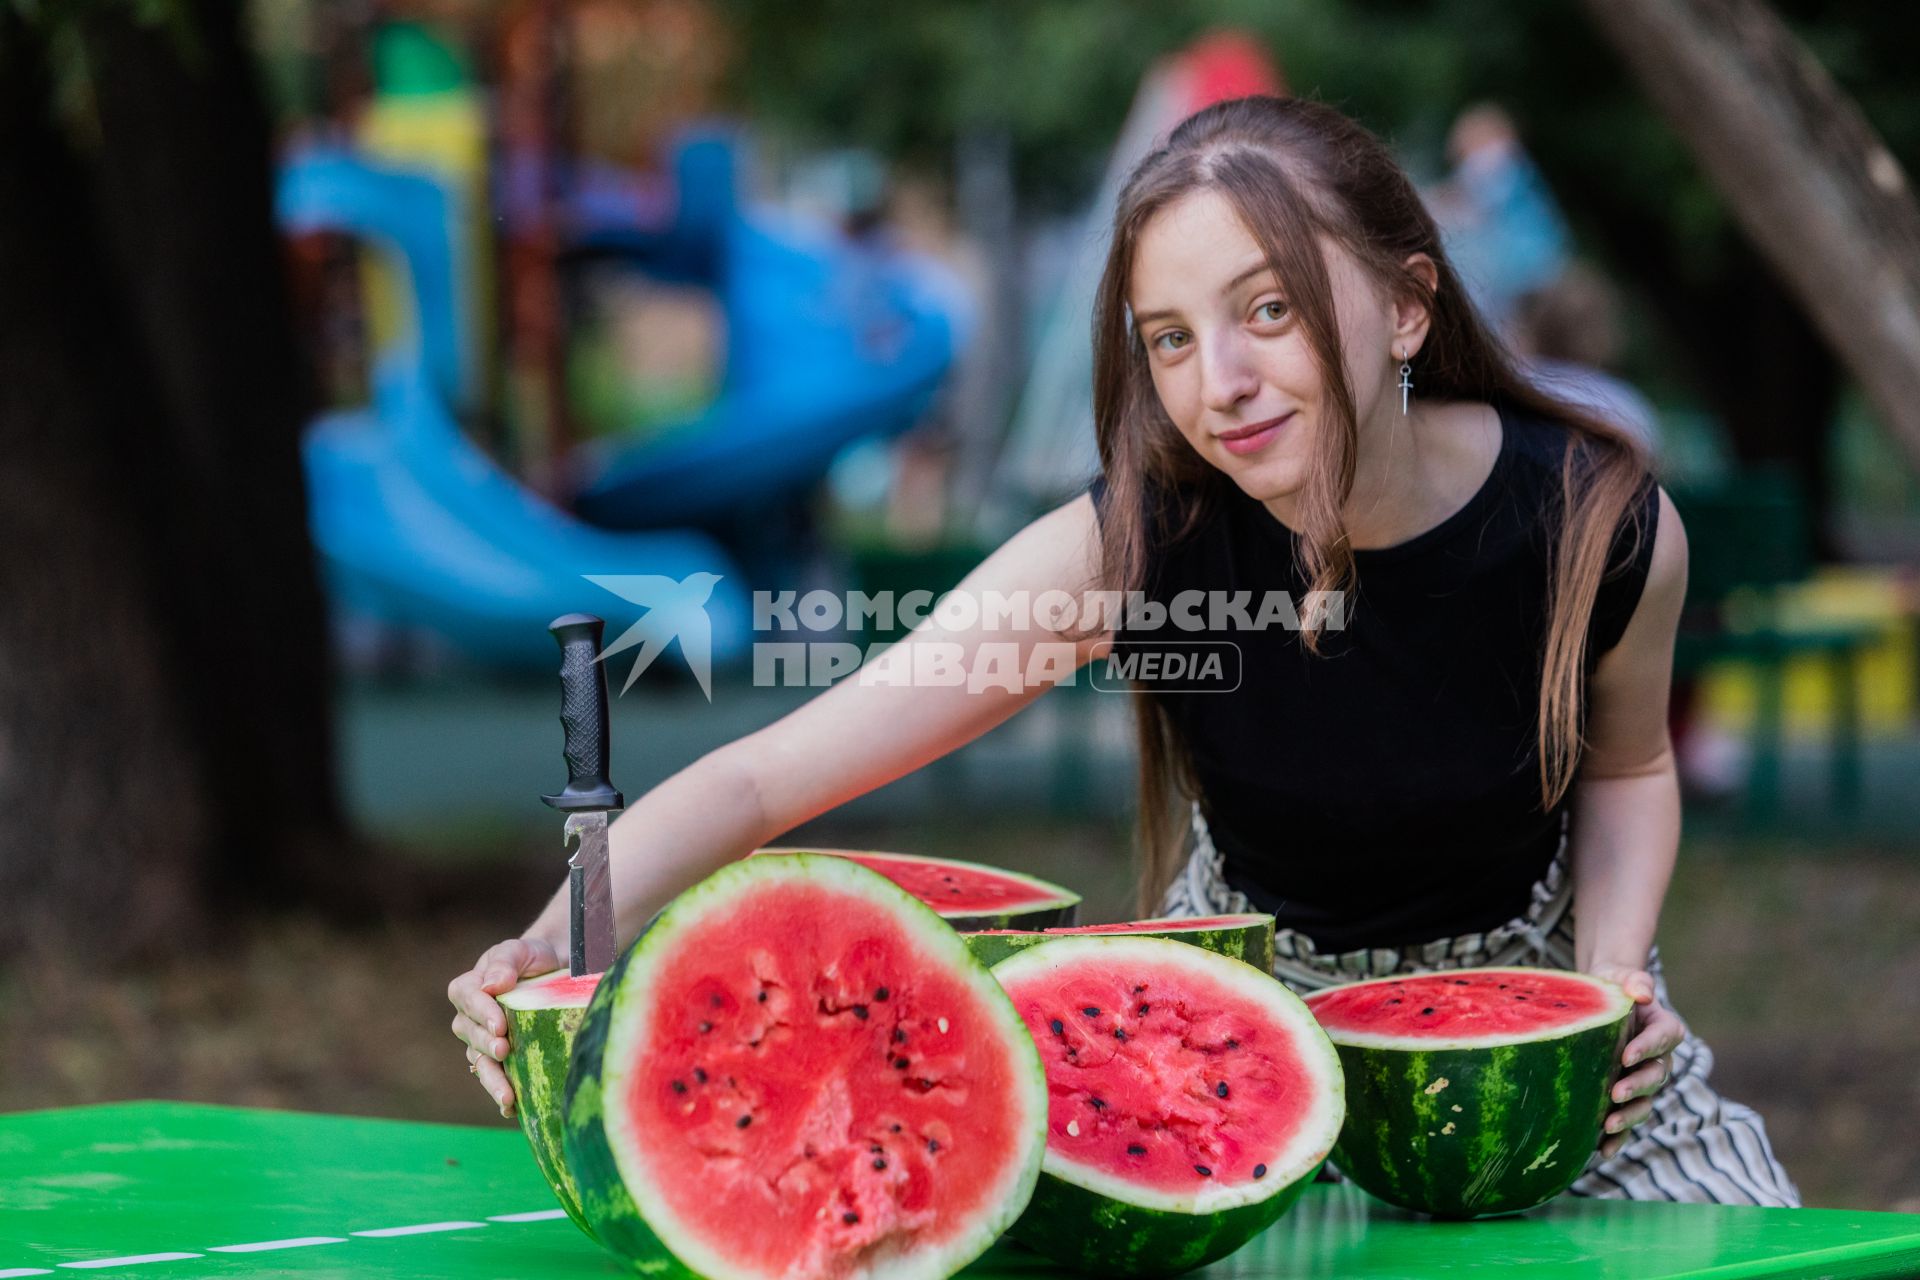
1014, 1160, 1319, 1276
1328, 1015, 1630, 1218
964, 917, 1274, 971
560, 940, 682, 1273
501, 1000, 594, 1239
562, 853, 1049, 1280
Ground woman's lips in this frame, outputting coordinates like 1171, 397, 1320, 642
1216, 412, 1293, 456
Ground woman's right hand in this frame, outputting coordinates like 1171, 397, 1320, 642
448, 936, 563, 1118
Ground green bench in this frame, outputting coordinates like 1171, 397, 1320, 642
1668, 469, 1883, 821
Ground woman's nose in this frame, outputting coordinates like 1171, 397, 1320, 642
1199, 333, 1260, 414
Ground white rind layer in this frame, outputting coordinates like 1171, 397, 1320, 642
992, 936, 1346, 1216
597, 852, 1049, 1280
1304, 967, 1636, 1051
497, 969, 598, 1012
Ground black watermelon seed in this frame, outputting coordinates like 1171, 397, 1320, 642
1114, 1029, 1128, 1042
756, 990, 767, 1003
1254, 1163, 1267, 1179
1089, 1097, 1106, 1110
1195, 1165, 1212, 1177
736, 1115, 752, 1129
916, 1078, 934, 1090
1454, 979, 1469, 985
1421, 1008, 1435, 1016
1082, 1007, 1101, 1018
874, 987, 890, 1002
698, 1021, 713, 1033
894, 1057, 910, 1070
1134, 985, 1146, 993
872, 1157, 887, 1171
1516, 995, 1529, 1001
671, 1080, 687, 1094
1216, 1082, 1229, 1099
1128, 1144, 1148, 1155
1388, 998, 1402, 1004
893, 1028, 908, 1044
853, 1005, 869, 1021
843, 1211, 860, 1225
891, 1123, 902, 1132
1137, 1003, 1150, 1015
1050, 1019, 1064, 1035
927, 1138, 941, 1153
693, 1068, 708, 1083
710, 993, 724, 1007
1499, 983, 1509, 989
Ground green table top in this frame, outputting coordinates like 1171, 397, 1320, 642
2, 1102, 1917, 1278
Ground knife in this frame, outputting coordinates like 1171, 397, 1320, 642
542, 613, 625, 977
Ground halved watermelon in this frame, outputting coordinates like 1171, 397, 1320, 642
965, 913, 1273, 972
1304, 967, 1634, 1219
563, 853, 1049, 1280
991, 937, 1344, 1275
499, 969, 602, 1238
755, 847, 1080, 930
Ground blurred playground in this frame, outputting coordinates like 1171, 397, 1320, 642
4, 0, 1920, 1222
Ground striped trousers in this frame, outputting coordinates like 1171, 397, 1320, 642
1161, 802, 1802, 1208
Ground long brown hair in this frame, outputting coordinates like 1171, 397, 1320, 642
1087, 96, 1654, 914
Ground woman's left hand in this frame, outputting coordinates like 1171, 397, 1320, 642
1588, 964, 1687, 1160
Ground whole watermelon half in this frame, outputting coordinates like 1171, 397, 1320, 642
992, 936, 1345, 1276
1304, 967, 1634, 1219
563, 852, 1049, 1280
964, 913, 1274, 972
752, 847, 1080, 930
498, 969, 602, 1238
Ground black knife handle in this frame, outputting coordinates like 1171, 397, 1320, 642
541, 613, 624, 812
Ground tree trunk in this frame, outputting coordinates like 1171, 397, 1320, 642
0, 2, 360, 961
1577, 0, 1920, 477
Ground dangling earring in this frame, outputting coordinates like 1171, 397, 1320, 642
1398, 350, 1414, 416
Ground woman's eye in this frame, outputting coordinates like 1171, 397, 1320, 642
1154, 330, 1190, 352
1256, 300, 1290, 323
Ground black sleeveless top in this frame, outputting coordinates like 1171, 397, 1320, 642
1088, 399, 1659, 951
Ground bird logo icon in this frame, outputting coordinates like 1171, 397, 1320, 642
584, 572, 726, 700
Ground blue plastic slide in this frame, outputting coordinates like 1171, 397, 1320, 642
279, 150, 752, 673
567, 135, 971, 530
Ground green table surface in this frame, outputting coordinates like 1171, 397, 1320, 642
3, 1102, 1918, 1278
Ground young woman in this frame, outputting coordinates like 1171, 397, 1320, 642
449, 96, 1798, 1206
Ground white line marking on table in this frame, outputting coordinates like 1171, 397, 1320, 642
58, 1256, 201, 1270
350, 1222, 487, 1238
8, 1206, 575, 1272
207, 1237, 349, 1254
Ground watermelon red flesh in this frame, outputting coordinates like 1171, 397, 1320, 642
965, 914, 1273, 973
499, 970, 602, 1238
1307, 969, 1622, 1045
992, 938, 1344, 1275
754, 847, 1079, 930
1305, 968, 1633, 1219
564, 854, 1047, 1280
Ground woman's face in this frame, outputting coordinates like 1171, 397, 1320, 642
1128, 188, 1409, 503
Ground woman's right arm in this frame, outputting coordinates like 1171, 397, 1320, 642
450, 492, 1111, 1114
